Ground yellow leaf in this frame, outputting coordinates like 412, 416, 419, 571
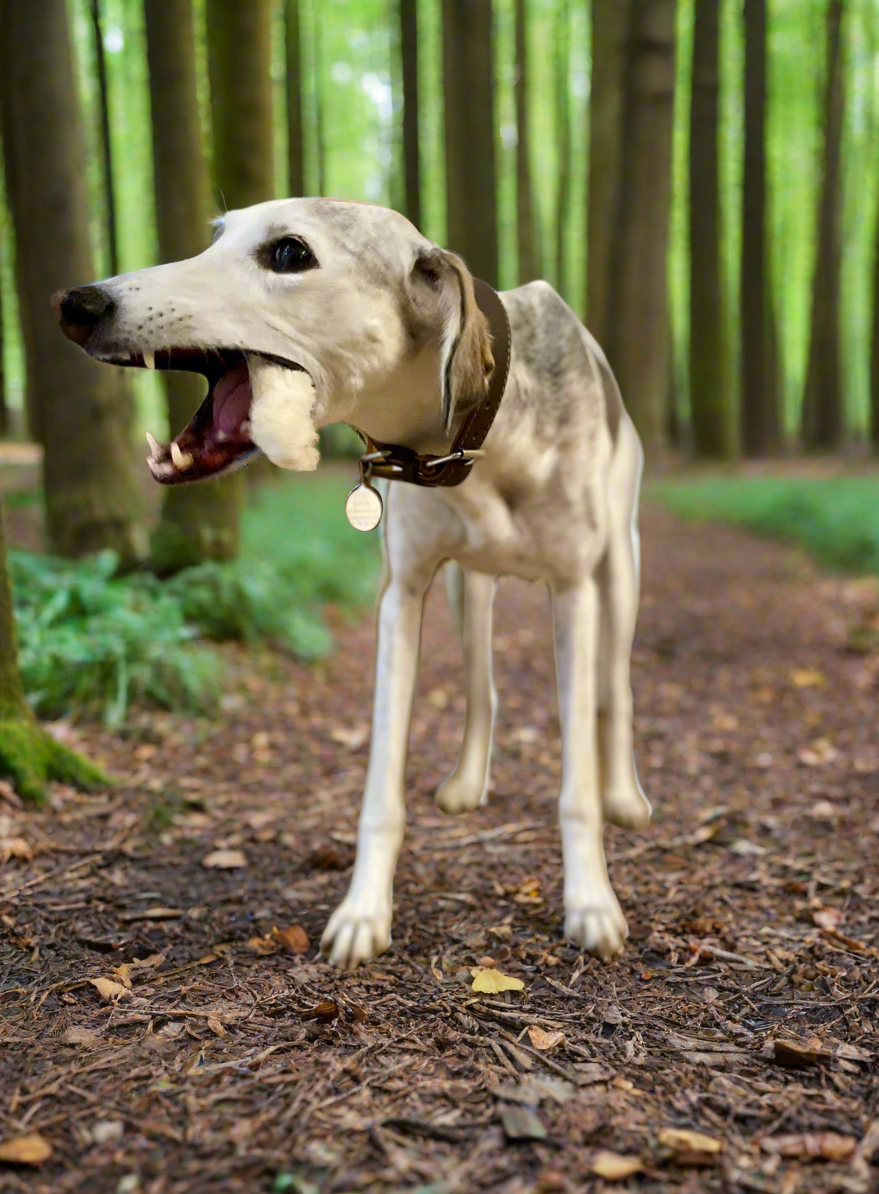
202, 849, 247, 869
0, 837, 33, 863
0, 1133, 53, 1165
273, 925, 309, 955
89, 977, 130, 1002
790, 668, 825, 689
590, 1151, 642, 1180
112, 964, 133, 989
470, 967, 525, 994
526, 1025, 565, 1050
659, 1127, 722, 1155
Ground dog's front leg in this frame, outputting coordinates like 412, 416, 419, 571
552, 577, 628, 961
321, 573, 428, 969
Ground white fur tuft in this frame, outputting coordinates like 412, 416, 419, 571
247, 357, 320, 471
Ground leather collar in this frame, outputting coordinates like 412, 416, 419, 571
354, 277, 511, 488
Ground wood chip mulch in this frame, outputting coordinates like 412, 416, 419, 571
1, 504, 878, 1193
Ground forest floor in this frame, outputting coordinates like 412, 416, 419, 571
1, 502, 878, 1194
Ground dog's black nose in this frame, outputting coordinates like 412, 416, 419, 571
51, 285, 116, 347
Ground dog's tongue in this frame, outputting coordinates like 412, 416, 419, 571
212, 360, 253, 438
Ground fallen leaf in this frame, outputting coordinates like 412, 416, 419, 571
812, 907, 844, 930
120, 906, 182, 922
91, 1120, 123, 1146
0, 836, 32, 863
329, 724, 369, 751
0, 1133, 53, 1164
603, 1004, 624, 1025
590, 1151, 643, 1180
470, 967, 525, 994
130, 952, 166, 970
526, 1025, 565, 1051
790, 667, 825, 688
89, 977, 131, 1002
768, 1036, 830, 1068
245, 933, 278, 956
797, 738, 839, 767
207, 1016, 226, 1037
62, 1026, 100, 1046
273, 925, 309, 954
301, 1000, 339, 1022
762, 1132, 856, 1161
500, 1105, 546, 1140
492, 1077, 576, 1105
202, 849, 247, 869
836, 1042, 871, 1063
112, 964, 132, 989
659, 1127, 722, 1156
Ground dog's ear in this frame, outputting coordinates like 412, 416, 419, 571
412, 249, 494, 431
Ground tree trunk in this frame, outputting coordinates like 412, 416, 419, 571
0, 488, 108, 802
741, 0, 780, 455
688, 0, 732, 458
400, 0, 422, 228
286, 0, 306, 197
586, 0, 631, 342
442, 0, 499, 286
514, 0, 538, 283
802, 0, 845, 450
606, 0, 678, 456
554, 0, 571, 295
872, 188, 879, 451
91, 0, 119, 276
0, 0, 142, 560
144, 0, 242, 575
206, 0, 275, 210
0, 228, 6, 437
313, 5, 327, 196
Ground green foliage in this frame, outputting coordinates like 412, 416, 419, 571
651, 475, 879, 575
8, 474, 381, 727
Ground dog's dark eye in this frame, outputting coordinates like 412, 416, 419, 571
269, 236, 317, 274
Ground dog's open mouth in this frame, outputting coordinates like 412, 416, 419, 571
98, 347, 306, 484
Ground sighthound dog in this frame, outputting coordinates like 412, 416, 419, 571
53, 198, 651, 969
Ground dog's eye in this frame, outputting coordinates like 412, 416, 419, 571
269, 237, 317, 274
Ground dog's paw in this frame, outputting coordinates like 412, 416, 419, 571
602, 783, 652, 831
320, 900, 391, 970
435, 772, 488, 815
565, 891, 628, 961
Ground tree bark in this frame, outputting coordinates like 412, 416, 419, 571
0, 226, 6, 437
554, 0, 571, 295
400, 0, 422, 228
206, 0, 275, 210
0, 488, 108, 802
91, 0, 119, 277
442, 0, 499, 286
802, 0, 845, 450
741, 0, 780, 455
0, 0, 142, 560
313, 5, 327, 196
872, 187, 879, 452
286, 0, 306, 197
587, 0, 631, 342
606, 0, 678, 456
688, 0, 732, 458
514, 0, 539, 283
144, 0, 242, 575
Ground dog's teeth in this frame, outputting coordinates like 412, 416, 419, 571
143, 350, 155, 370
170, 442, 193, 470
149, 460, 174, 477
145, 431, 161, 457
217, 429, 228, 442
240, 419, 252, 438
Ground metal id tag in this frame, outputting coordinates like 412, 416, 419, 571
345, 480, 383, 532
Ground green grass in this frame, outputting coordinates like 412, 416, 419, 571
10, 470, 381, 727
649, 476, 879, 576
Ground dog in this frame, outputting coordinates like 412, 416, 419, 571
52, 197, 651, 969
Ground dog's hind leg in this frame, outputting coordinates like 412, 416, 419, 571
321, 560, 432, 969
597, 415, 652, 831
553, 576, 628, 960
436, 566, 497, 815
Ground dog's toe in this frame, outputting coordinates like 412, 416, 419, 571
320, 903, 391, 970
565, 896, 628, 961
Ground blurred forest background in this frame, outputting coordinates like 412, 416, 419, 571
0, 0, 878, 791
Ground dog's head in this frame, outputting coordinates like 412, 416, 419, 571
51, 198, 494, 483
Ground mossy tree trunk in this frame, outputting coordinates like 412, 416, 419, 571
554, 0, 571, 297
606, 0, 678, 457
514, 0, 539, 284
442, 0, 499, 287
144, 0, 242, 575
587, 0, 630, 342
872, 183, 879, 452
0, 490, 108, 803
802, 0, 845, 450
400, 0, 422, 229
0, 0, 142, 561
91, 0, 119, 277
286, 0, 306, 198
688, 0, 733, 458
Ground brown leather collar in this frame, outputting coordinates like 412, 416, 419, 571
354, 277, 511, 488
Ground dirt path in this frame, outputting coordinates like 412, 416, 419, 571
1, 505, 878, 1194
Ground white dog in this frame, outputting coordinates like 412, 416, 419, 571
53, 198, 651, 969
